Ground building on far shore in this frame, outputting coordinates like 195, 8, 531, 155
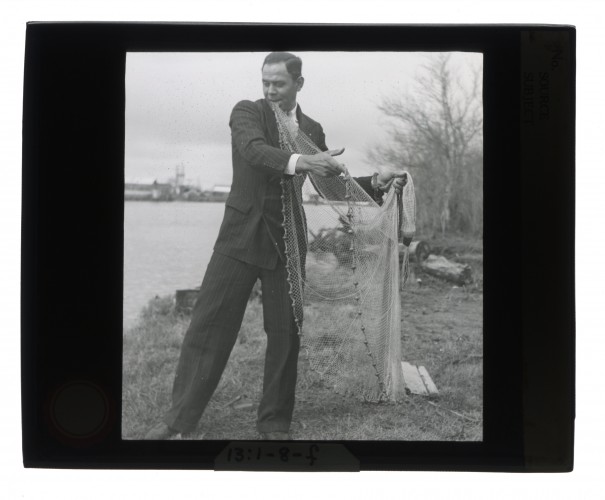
125, 177, 231, 202
125, 178, 175, 201
207, 185, 230, 202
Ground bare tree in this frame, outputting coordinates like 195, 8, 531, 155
370, 54, 483, 236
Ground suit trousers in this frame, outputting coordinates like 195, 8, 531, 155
163, 251, 300, 434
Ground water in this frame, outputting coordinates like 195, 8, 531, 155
123, 201, 346, 328
123, 201, 225, 328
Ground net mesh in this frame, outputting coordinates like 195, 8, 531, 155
273, 103, 416, 402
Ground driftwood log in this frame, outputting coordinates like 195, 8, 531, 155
175, 288, 200, 313
176, 282, 261, 313
400, 240, 431, 263
420, 254, 472, 285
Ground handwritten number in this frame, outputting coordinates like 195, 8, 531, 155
233, 447, 244, 462
229, 445, 319, 466
306, 445, 319, 466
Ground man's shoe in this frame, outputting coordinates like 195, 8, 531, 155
259, 431, 290, 440
144, 422, 179, 440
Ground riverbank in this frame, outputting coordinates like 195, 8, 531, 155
122, 248, 483, 441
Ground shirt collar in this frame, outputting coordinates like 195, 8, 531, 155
287, 102, 298, 118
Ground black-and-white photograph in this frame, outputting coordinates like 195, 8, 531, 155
122, 50, 484, 441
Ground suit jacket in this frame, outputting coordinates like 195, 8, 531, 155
214, 98, 378, 270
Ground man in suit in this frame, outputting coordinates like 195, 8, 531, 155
145, 52, 405, 440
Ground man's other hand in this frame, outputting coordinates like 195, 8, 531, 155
376, 171, 408, 194
295, 149, 346, 177
325, 148, 345, 157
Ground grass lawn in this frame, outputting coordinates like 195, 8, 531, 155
123, 240, 483, 441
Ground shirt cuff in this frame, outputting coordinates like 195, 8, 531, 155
286, 154, 301, 175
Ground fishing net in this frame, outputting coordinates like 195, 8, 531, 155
273, 103, 416, 402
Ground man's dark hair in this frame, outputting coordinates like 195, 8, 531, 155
262, 52, 303, 80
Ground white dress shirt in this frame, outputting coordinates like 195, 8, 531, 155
284, 104, 301, 175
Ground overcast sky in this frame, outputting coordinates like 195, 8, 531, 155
125, 51, 482, 190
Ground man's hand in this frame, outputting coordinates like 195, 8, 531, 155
295, 148, 346, 177
376, 171, 408, 194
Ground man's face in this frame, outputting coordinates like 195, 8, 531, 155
262, 62, 303, 112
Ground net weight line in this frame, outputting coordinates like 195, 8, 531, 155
346, 176, 389, 402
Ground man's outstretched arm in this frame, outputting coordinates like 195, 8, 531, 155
230, 101, 345, 178
294, 148, 346, 177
